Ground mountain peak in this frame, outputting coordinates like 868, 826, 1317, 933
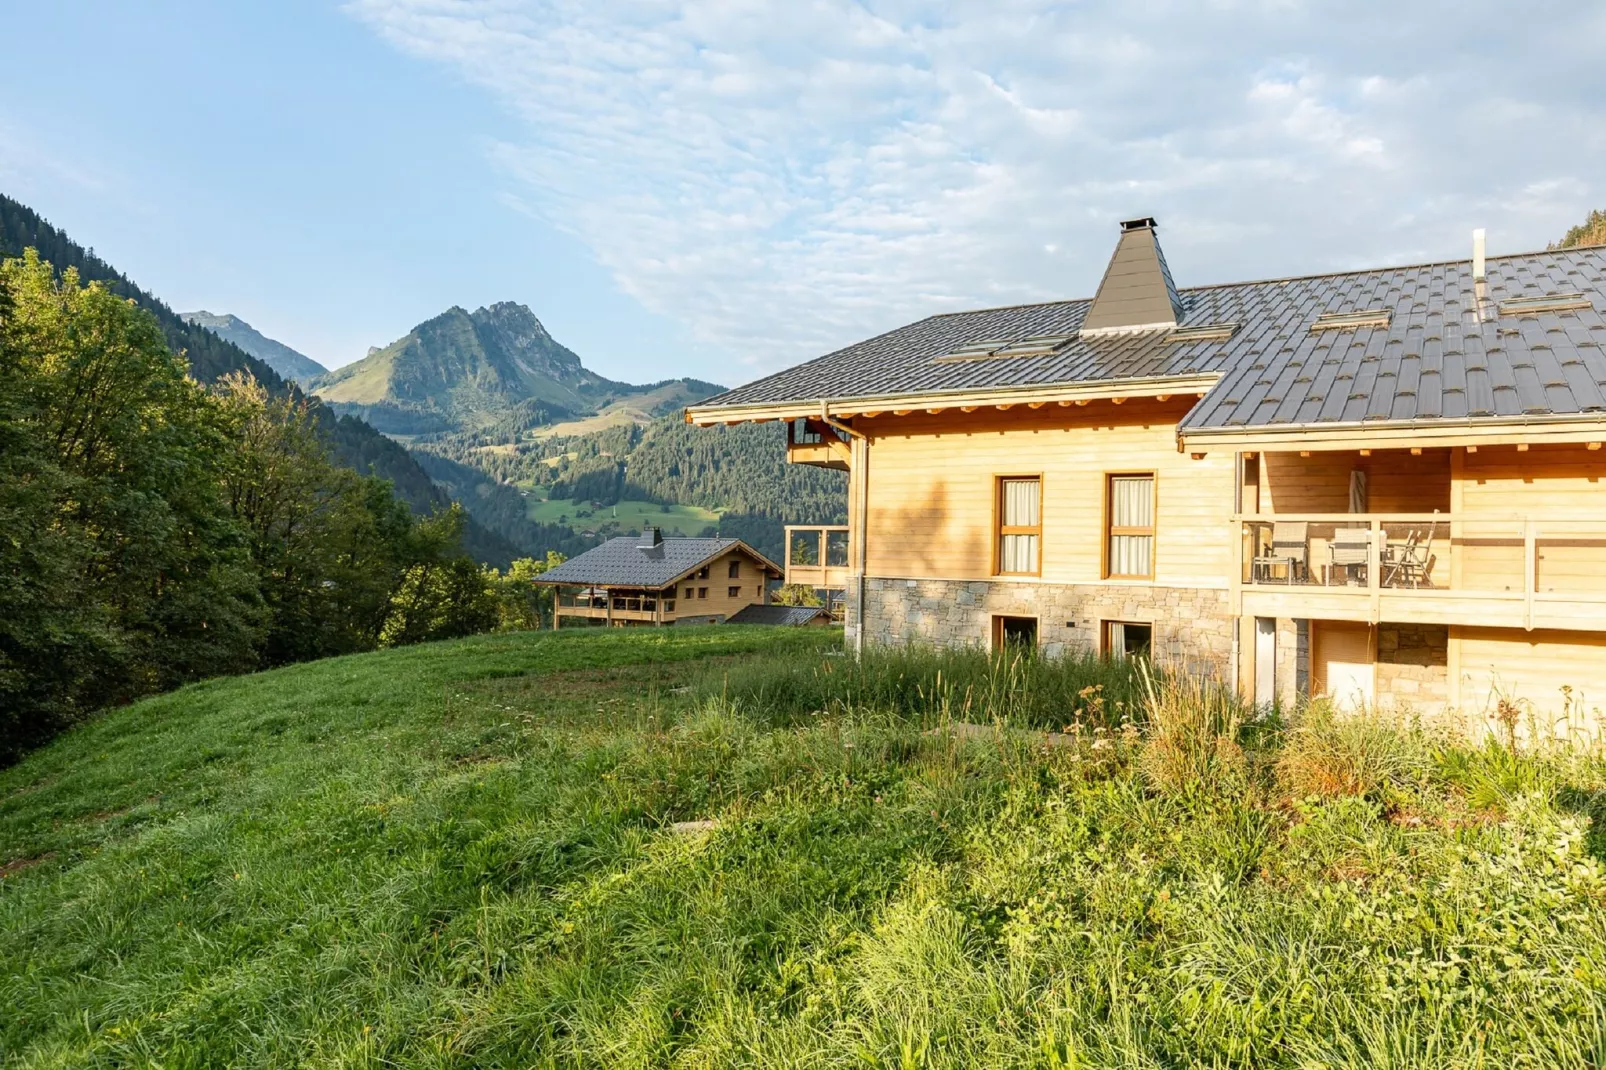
178, 310, 326, 385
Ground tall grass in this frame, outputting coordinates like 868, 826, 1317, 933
697, 642, 1149, 731
5, 629, 1606, 1067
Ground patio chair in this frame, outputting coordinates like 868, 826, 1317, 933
1252, 521, 1309, 584
1328, 526, 1372, 585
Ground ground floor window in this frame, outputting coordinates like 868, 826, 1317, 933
1104, 620, 1152, 659
992, 615, 1039, 651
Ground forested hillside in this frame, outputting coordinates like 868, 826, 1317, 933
412, 416, 847, 561
1557, 209, 1606, 249
0, 194, 517, 567
0, 250, 517, 760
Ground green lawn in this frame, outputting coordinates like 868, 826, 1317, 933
525, 495, 720, 535
4, 629, 1606, 1067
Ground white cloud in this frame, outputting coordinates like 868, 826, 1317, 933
347, 0, 1606, 372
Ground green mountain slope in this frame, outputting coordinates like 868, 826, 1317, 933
312, 301, 715, 437
0, 193, 517, 566
179, 310, 327, 385
414, 415, 847, 563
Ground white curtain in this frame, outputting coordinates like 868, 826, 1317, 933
1107, 621, 1127, 658
1109, 475, 1154, 576
999, 478, 1040, 572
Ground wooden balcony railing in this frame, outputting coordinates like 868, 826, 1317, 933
1234, 512, 1606, 631
785, 525, 850, 589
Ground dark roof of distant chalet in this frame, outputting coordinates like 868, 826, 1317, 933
725, 604, 831, 626
691, 235, 1606, 435
532, 536, 780, 588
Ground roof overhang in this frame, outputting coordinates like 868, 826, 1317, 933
685, 373, 1221, 426
1178, 413, 1606, 453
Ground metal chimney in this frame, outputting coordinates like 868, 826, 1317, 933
1472, 228, 1486, 281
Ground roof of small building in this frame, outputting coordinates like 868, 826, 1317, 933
725, 604, 831, 626
690, 235, 1606, 435
534, 534, 780, 588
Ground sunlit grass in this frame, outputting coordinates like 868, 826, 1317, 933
4, 629, 1606, 1067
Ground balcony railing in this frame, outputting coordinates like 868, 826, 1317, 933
785, 525, 850, 589
1235, 513, 1606, 630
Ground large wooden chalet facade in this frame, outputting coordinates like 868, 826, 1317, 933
686, 218, 1606, 726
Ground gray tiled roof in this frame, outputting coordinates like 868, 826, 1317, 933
1182, 248, 1606, 433
725, 604, 831, 626
534, 537, 774, 588
694, 246, 1606, 432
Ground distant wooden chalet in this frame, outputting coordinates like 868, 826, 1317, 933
535, 527, 782, 627
687, 217, 1606, 728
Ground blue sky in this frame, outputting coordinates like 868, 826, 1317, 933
4, 2, 1604, 386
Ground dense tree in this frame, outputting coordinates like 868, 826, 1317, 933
0, 252, 523, 762
1556, 209, 1606, 249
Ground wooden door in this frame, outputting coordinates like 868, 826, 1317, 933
1315, 621, 1374, 711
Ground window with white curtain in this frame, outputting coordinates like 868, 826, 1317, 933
1106, 474, 1155, 579
996, 476, 1041, 574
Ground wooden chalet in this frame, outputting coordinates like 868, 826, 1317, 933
685, 218, 1606, 729
534, 527, 781, 627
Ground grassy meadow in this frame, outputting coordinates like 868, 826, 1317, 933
523, 495, 721, 535
4, 628, 1606, 1067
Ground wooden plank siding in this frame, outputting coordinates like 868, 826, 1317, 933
1452, 626, 1606, 733
1255, 448, 1452, 514
669, 548, 772, 621
858, 398, 1233, 586
1453, 444, 1606, 598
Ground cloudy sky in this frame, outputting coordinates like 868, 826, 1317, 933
4, 1, 1604, 384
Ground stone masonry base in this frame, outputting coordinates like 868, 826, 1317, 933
854, 577, 1233, 675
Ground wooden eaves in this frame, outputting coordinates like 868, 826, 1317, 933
1177, 413, 1606, 453
683, 374, 1222, 427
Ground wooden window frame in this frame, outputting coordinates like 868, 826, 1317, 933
727, 585, 741, 598
990, 614, 1040, 652
993, 474, 1044, 577
1102, 619, 1153, 660
728, 559, 741, 579
1102, 471, 1158, 581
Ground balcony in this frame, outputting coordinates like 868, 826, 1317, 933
786, 418, 851, 470
785, 525, 850, 589
1235, 513, 1606, 631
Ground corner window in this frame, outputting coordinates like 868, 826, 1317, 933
1106, 473, 1155, 579
1104, 621, 1152, 660
996, 476, 1042, 575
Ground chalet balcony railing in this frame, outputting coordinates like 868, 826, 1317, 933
1235, 512, 1606, 631
785, 525, 850, 589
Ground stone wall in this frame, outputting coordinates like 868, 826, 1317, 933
1376, 623, 1449, 711
858, 577, 1233, 675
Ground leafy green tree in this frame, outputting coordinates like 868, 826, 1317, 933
484, 552, 567, 631
0, 251, 261, 757
378, 507, 501, 647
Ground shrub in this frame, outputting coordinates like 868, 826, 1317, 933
1277, 701, 1430, 801
1137, 663, 1248, 797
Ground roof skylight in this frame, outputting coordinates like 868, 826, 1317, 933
932, 335, 1071, 363
1310, 309, 1392, 332
1497, 292, 1592, 316
1169, 322, 1239, 343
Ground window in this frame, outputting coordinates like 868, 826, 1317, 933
728, 586, 741, 598
1106, 473, 1155, 579
697, 566, 710, 580
728, 559, 741, 578
996, 476, 1042, 575
684, 587, 695, 599
698, 587, 708, 598
1104, 621, 1152, 659
992, 615, 1038, 651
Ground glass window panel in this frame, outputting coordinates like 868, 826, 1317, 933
1001, 478, 1040, 526
1109, 535, 1153, 577
826, 530, 850, 566
1000, 533, 1039, 574
1110, 476, 1153, 527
